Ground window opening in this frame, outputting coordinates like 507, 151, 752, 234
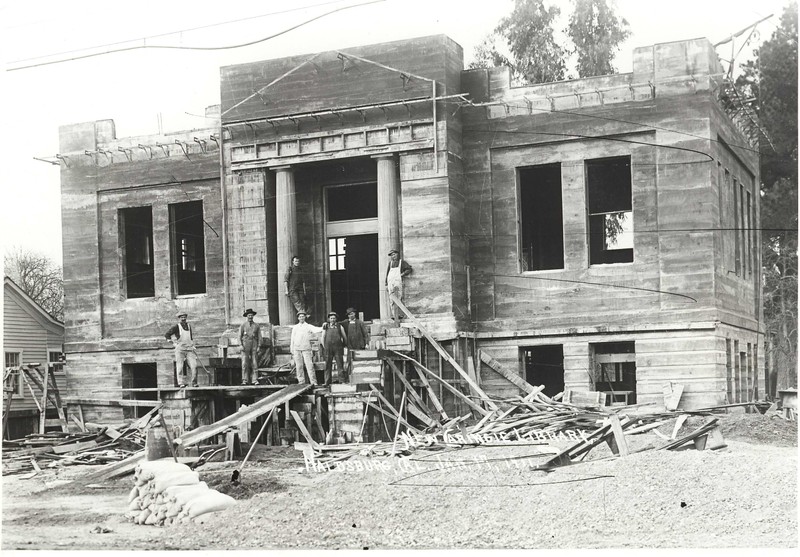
119, 206, 155, 298
326, 183, 378, 221
519, 164, 564, 271
328, 237, 347, 271
523, 345, 564, 397
4, 352, 23, 397
587, 157, 633, 264
169, 200, 206, 295
121, 363, 158, 419
591, 341, 636, 405
48, 351, 64, 375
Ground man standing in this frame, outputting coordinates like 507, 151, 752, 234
385, 248, 412, 322
165, 312, 198, 388
239, 308, 261, 386
290, 311, 323, 385
344, 307, 369, 378
284, 255, 307, 314
321, 312, 348, 385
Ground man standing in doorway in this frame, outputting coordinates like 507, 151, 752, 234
239, 308, 261, 386
385, 248, 412, 322
344, 307, 369, 377
322, 312, 348, 385
165, 312, 198, 388
284, 255, 307, 314
290, 311, 323, 385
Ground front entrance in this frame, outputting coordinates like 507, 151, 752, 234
328, 234, 379, 320
325, 182, 380, 320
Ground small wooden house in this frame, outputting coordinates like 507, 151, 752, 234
3, 276, 65, 439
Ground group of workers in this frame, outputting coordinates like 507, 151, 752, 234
165, 248, 412, 388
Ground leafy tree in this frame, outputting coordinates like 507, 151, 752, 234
469, 0, 566, 84
737, 2, 798, 393
567, 0, 631, 78
4, 248, 64, 322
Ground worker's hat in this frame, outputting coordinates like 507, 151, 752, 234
296, 310, 308, 317
176, 311, 188, 318
327, 311, 338, 319
345, 307, 357, 315
388, 248, 399, 256
243, 308, 257, 317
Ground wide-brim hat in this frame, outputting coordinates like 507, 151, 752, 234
327, 311, 338, 319
388, 248, 399, 256
345, 307, 356, 315
243, 308, 257, 317
176, 311, 188, 318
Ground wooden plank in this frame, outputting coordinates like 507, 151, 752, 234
52, 440, 98, 454
389, 294, 496, 409
407, 359, 491, 416
410, 358, 448, 420
385, 359, 440, 425
363, 398, 421, 434
39, 366, 49, 434
406, 401, 437, 428
467, 356, 481, 387
290, 410, 320, 449
63, 398, 161, 408
479, 351, 536, 395
176, 384, 310, 448
605, 414, 629, 457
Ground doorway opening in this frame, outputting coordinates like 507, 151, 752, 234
328, 234, 379, 320
522, 345, 564, 397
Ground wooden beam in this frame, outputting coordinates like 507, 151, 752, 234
385, 359, 440, 425
63, 398, 161, 408
404, 358, 490, 417
605, 414, 629, 457
409, 358, 448, 420
389, 294, 496, 409
479, 351, 536, 395
176, 383, 310, 448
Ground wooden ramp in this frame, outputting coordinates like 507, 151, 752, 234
175, 383, 311, 448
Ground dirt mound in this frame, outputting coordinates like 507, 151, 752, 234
717, 412, 797, 446
202, 468, 287, 500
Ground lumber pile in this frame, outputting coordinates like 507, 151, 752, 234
1, 407, 160, 477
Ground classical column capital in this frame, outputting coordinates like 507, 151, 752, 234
272, 164, 293, 172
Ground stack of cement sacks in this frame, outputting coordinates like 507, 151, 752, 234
127, 460, 235, 526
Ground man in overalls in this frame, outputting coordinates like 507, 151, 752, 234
385, 248, 413, 322
321, 312, 348, 385
165, 312, 198, 387
239, 308, 261, 385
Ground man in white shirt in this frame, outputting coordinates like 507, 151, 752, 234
289, 311, 323, 385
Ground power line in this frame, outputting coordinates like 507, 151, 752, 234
6, 0, 385, 72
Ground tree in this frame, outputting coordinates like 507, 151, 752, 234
567, 0, 631, 78
469, 0, 566, 84
4, 248, 64, 322
737, 2, 798, 393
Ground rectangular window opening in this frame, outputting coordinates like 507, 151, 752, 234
121, 363, 158, 419
522, 345, 564, 398
587, 156, 633, 265
119, 206, 155, 298
4, 352, 23, 397
169, 201, 206, 296
329, 237, 347, 271
48, 351, 64, 375
591, 341, 636, 405
326, 183, 378, 221
519, 164, 564, 271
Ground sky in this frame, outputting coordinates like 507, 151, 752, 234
0, 0, 792, 267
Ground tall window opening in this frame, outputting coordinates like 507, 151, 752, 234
326, 183, 378, 221
119, 206, 155, 298
519, 164, 564, 271
4, 352, 23, 397
169, 201, 206, 296
587, 156, 633, 264
591, 341, 636, 404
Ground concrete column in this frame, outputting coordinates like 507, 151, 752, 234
374, 154, 400, 320
275, 165, 297, 325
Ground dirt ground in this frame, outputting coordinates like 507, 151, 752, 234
2, 413, 797, 550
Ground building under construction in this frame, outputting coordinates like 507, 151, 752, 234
56, 35, 763, 445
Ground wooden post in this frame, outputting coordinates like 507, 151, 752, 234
374, 154, 399, 321
275, 165, 298, 326
39, 366, 49, 434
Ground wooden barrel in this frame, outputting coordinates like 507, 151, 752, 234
145, 426, 172, 460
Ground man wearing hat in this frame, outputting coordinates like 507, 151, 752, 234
290, 311, 323, 385
344, 307, 369, 377
238, 309, 261, 385
321, 312, 348, 385
165, 312, 198, 387
385, 248, 413, 322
